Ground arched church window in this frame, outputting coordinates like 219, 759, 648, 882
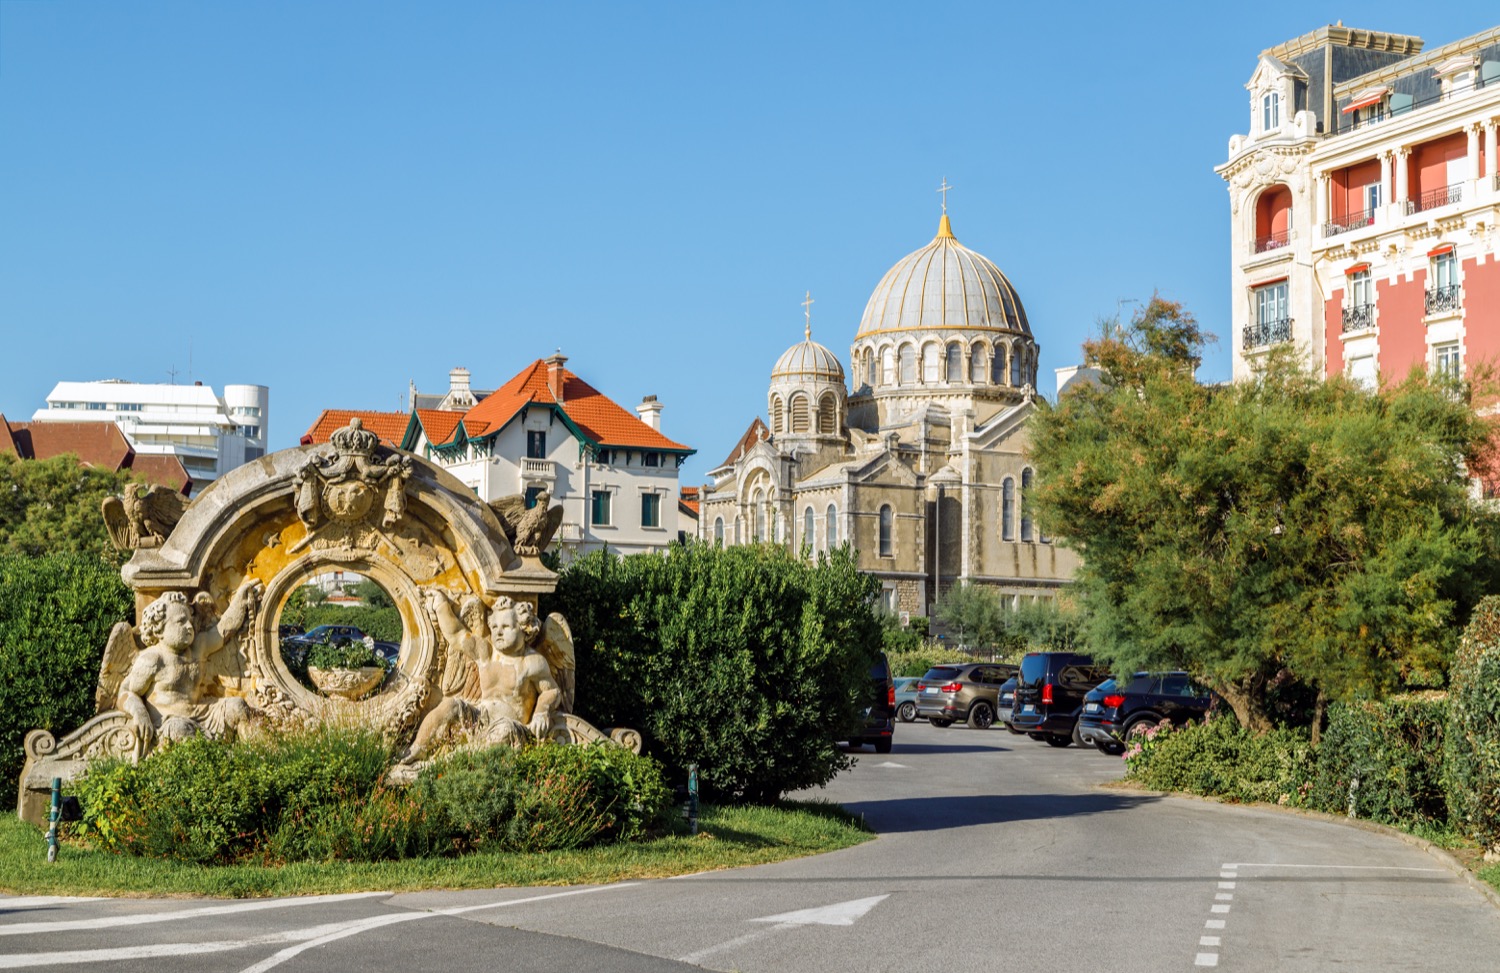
1001, 477, 1015, 541
803, 507, 815, 553
992, 344, 1006, 385
751, 490, 762, 542
790, 394, 810, 433
946, 343, 963, 382
826, 503, 837, 549
1010, 345, 1023, 386
714, 517, 724, 546
770, 395, 784, 433
922, 343, 939, 383
817, 392, 837, 434
970, 345, 987, 383
878, 505, 893, 557
899, 345, 916, 385
881, 347, 895, 385
1020, 468, 1034, 542
866, 351, 877, 388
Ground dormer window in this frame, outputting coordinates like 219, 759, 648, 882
1341, 87, 1390, 130
1262, 91, 1280, 131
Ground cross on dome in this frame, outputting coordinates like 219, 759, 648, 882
937, 177, 953, 213
802, 290, 815, 339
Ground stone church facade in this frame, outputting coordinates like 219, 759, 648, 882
697, 212, 1079, 616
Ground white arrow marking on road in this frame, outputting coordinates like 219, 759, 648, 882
751, 894, 890, 927
873, 761, 908, 768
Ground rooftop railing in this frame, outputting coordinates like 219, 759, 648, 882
1406, 184, 1463, 215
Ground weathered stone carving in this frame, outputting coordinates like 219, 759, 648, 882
489, 491, 565, 558
101, 484, 190, 550
16, 418, 638, 826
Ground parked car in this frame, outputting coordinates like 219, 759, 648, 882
996, 676, 1023, 733
894, 677, 923, 722
282, 624, 400, 666
278, 623, 304, 639
1010, 651, 1112, 746
1076, 671, 1214, 755
913, 662, 1018, 729
849, 652, 895, 753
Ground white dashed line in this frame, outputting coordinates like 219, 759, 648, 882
1215, 893, 1234, 901
1195, 953, 1219, 967
1200, 936, 1221, 947
1218, 882, 1236, 890
1211, 904, 1231, 913
1205, 919, 1226, 929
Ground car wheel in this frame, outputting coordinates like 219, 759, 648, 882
875, 739, 892, 754
1071, 722, 1086, 747
1096, 740, 1126, 756
1045, 734, 1072, 748
930, 719, 954, 728
1125, 717, 1160, 739
896, 701, 917, 723
969, 702, 995, 730
1006, 723, 1024, 735
1027, 732, 1048, 742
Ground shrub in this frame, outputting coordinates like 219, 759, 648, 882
1446, 596, 1500, 850
0, 553, 133, 799
546, 543, 881, 804
412, 746, 522, 849
1308, 695, 1448, 828
305, 638, 388, 670
1124, 715, 1313, 804
887, 645, 977, 679
279, 604, 403, 642
514, 742, 672, 846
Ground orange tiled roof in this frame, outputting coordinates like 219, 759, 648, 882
461, 360, 691, 452
0, 415, 191, 492
301, 410, 411, 447
717, 417, 769, 468
414, 409, 467, 446
130, 454, 193, 494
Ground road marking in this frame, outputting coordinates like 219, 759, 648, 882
872, 762, 908, 768
1195, 952, 1219, 967
1200, 936, 1221, 947
1224, 862, 1443, 872
679, 895, 890, 965
1217, 882, 1235, 890
1220, 871, 1236, 879
0, 893, 387, 937
751, 895, 889, 927
1214, 893, 1233, 901
1205, 919, 1226, 929
1210, 904, 1231, 913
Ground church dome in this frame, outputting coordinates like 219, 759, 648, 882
856, 214, 1030, 338
771, 332, 845, 383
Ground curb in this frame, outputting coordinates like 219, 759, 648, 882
1100, 781, 1500, 911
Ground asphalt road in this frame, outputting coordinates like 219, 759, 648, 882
3, 720, 1498, 972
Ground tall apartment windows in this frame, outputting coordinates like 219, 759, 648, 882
1001, 478, 1015, 541
590, 490, 612, 527
1020, 469, 1034, 543
825, 503, 837, 549
1262, 90, 1280, 131
641, 493, 661, 528
526, 431, 547, 459
878, 505, 893, 557
1247, 281, 1290, 347
1365, 182, 1382, 212
1427, 250, 1460, 315
1435, 342, 1461, 379
1343, 270, 1374, 333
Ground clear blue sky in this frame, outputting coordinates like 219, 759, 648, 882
1, 2, 1491, 485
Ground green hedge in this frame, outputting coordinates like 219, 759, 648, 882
0, 554, 133, 798
1123, 716, 1312, 804
1309, 695, 1448, 828
545, 543, 881, 804
886, 646, 979, 678
280, 604, 403, 642
1446, 596, 1500, 849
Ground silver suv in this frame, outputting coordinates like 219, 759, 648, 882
913, 662, 1018, 729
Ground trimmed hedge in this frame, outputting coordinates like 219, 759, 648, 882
1123, 716, 1312, 804
0, 554, 133, 798
280, 604, 403, 642
886, 646, 980, 679
1446, 595, 1500, 849
1309, 694, 1448, 828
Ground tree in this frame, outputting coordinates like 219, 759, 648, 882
349, 579, 392, 609
0, 453, 141, 563
933, 582, 1011, 653
1030, 295, 1499, 731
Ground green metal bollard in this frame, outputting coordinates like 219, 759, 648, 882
687, 763, 699, 835
46, 777, 60, 863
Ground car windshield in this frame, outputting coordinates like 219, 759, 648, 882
1093, 678, 1117, 693
1019, 654, 1048, 685
923, 666, 963, 681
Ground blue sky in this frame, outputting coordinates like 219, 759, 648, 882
1, 2, 1492, 484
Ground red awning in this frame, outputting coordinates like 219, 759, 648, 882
1341, 87, 1390, 114
1428, 243, 1455, 257
1252, 275, 1288, 288
1345, 263, 1370, 276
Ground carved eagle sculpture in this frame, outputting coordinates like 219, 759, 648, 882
101, 484, 190, 550
488, 491, 564, 557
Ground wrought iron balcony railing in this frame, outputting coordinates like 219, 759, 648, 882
1243, 317, 1292, 349
1425, 284, 1460, 316
1406, 184, 1463, 215
1253, 228, 1291, 253
1341, 303, 1374, 332
1323, 209, 1375, 237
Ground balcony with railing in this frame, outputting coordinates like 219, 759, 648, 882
1406, 183, 1463, 215
1425, 284, 1461, 316
1341, 303, 1375, 333
1324, 208, 1375, 238
1253, 228, 1291, 254
520, 457, 557, 481
1243, 317, 1293, 349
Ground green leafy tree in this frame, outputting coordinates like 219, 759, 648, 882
349, 579, 393, 609
933, 582, 1012, 653
1030, 295, 1499, 731
0, 453, 142, 563
545, 542, 881, 804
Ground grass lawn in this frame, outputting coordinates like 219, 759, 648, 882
0, 800, 873, 899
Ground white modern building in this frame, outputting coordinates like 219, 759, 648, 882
32, 380, 269, 493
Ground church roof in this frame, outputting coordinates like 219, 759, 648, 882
716, 417, 769, 469
856, 214, 1030, 339
772, 330, 845, 383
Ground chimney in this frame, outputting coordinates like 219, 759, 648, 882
449, 367, 471, 397
545, 352, 568, 405
636, 394, 663, 431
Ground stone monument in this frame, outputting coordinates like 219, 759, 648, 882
17, 418, 636, 826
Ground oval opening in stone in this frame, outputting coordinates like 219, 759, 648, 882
275, 569, 404, 699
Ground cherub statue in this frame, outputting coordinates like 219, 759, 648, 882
398, 591, 562, 764
488, 491, 565, 557
109, 579, 264, 748
101, 484, 190, 550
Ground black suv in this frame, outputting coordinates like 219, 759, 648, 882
1010, 651, 1111, 747
849, 652, 895, 753
1076, 671, 1214, 755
